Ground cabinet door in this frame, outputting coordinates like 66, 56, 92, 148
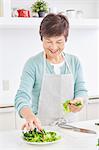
0, 107, 15, 130
76, 105, 87, 121
15, 112, 25, 130
86, 103, 99, 120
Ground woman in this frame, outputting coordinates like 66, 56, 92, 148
15, 13, 87, 131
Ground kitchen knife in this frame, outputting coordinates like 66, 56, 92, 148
58, 123, 96, 134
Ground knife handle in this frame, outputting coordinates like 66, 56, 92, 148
95, 123, 99, 126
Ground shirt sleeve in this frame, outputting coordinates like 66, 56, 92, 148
74, 57, 88, 101
14, 58, 36, 116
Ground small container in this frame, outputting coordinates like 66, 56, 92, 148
17, 9, 30, 17
12, 8, 18, 17
66, 9, 83, 19
76, 10, 83, 18
66, 9, 76, 19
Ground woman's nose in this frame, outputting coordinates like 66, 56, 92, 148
50, 44, 58, 50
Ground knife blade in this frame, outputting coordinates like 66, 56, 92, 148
58, 123, 96, 134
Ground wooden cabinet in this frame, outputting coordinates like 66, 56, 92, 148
0, 107, 15, 131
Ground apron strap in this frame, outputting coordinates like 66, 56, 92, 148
62, 52, 72, 74
43, 51, 72, 75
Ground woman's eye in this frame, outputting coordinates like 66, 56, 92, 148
47, 41, 51, 43
57, 42, 62, 44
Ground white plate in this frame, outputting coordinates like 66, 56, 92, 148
22, 130, 62, 145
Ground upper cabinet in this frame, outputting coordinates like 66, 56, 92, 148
0, 0, 99, 28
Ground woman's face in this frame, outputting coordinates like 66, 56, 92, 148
42, 35, 66, 59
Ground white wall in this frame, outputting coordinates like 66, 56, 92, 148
0, 27, 99, 105
0, 28, 43, 104
0, 0, 99, 105
65, 28, 99, 97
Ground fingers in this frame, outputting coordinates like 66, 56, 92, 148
68, 103, 81, 112
21, 116, 42, 131
34, 117, 42, 131
28, 121, 35, 131
69, 99, 84, 113
21, 122, 34, 131
21, 123, 26, 130
71, 99, 84, 105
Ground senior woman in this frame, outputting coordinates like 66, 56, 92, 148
15, 13, 87, 131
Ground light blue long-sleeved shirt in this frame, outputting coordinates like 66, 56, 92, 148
15, 52, 88, 115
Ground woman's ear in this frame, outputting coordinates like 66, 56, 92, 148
65, 37, 67, 42
41, 36, 43, 41
42, 36, 45, 41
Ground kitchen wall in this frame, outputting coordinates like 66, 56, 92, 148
0, 27, 98, 105
67, 28, 99, 97
0, 0, 99, 105
0, 28, 42, 105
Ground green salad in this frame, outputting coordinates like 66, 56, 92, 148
96, 139, 99, 146
22, 128, 61, 143
63, 100, 83, 112
63, 100, 71, 112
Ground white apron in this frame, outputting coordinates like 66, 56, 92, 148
38, 52, 77, 125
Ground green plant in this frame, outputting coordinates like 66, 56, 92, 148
31, 0, 48, 13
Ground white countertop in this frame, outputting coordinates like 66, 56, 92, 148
0, 119, 99, 150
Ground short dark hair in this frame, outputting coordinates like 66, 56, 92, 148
39, 13, 69, 41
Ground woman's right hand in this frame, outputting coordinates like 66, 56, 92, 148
21, 114, 42, 131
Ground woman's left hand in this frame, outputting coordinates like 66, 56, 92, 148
68, 98, 84, 113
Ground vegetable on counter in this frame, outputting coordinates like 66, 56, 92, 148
96, 138, 99, 146
22, 128, 61, 143
63, 100, 83, 112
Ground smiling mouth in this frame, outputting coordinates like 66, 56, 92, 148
49, 50, 59, 54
